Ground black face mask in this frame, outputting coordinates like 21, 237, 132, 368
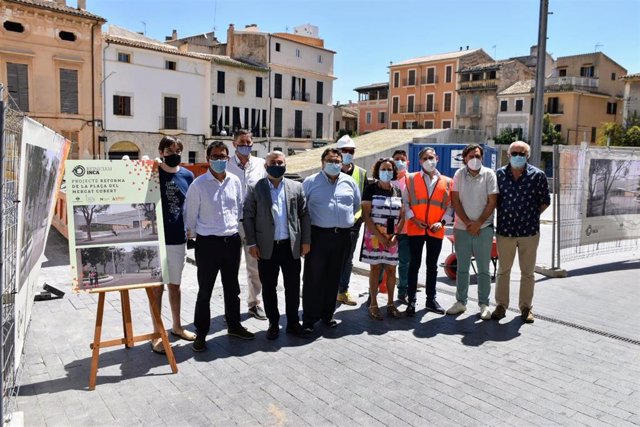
266, 165, 286, 179
163, 153, 181, 167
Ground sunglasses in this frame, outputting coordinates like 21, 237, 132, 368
510, 152, 527, 157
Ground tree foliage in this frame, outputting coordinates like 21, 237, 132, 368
542, 114, 563, 145
74, 205, 109, 240
495, 127, 525, 145
597, 111, 640, 147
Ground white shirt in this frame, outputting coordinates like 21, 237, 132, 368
226, 154, 266, 219
185, 171, 243, 236
452, 166, 499, 230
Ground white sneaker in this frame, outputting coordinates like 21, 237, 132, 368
446, 301, 466, 315
480, 304, 491, 320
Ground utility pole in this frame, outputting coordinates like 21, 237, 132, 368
531, 0, 550, 168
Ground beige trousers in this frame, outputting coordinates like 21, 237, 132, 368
495, 233, 540, 311
238, 222, 262, 308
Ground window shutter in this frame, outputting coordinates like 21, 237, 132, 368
291, 76, 296, 99
7, 63, 30, 111
60, 69, 78, 114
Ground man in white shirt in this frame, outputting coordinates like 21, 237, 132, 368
226, 129, 268, 321
185, 141, 255, 352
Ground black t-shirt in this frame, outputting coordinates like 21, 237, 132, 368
159, 167, 194, 244
362, 181, 401, 201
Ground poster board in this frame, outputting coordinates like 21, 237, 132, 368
14, 117, 70, 366
581, 149, 640, 245
65, 160, 167, 293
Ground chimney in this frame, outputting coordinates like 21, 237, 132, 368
77, 0, 86, 10
171, 29, 178, 40
227, 24, 235, 58
466, 45, 469, 50
459, 46, 463, 51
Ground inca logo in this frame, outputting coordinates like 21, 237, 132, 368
72, 165, 86, 177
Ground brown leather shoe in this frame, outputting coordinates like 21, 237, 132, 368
491, 305, 506, 320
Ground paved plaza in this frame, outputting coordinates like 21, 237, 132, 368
13, 220, 640, 426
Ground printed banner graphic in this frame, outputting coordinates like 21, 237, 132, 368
65, 160, 167, 292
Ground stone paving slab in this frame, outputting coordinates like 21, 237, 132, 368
12, 228, 640, 426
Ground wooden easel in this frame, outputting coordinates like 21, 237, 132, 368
88, 285, 178, 390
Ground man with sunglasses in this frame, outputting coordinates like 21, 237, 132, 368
492, 141, 550, 324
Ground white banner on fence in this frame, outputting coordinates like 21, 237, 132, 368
580, 148, 640, 245
14, 117, 69, 366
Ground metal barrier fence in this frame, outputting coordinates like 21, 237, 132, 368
0, 85, 22, 423
552, 144, 640, 269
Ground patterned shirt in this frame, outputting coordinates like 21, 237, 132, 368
496, 163, 551, 237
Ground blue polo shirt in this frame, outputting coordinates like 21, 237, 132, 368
303, 171, 361, 228
496, 163, 551, 237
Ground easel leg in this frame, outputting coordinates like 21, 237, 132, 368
89, 292, 105, 390
120, 290, 134, 348
146, 287, 178, 373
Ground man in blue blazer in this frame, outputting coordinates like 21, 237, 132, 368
243, 151, 312, 339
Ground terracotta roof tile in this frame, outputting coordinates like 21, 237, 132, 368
4, 0, 105, 21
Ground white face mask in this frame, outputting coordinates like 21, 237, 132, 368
422, 159, 437, 173
467, 158, 482, 171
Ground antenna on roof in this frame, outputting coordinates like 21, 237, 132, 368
212, 0, 217, 33
141, 21, 146, 35
594, 42, 603, 52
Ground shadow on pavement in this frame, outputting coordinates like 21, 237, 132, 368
536, 258, 640, 282
414, 314, 523, 346
42, 227, 70, 267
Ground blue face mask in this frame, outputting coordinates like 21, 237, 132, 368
395, 160, 406, 171
379, 170, 393, 183
324, 162, 342, 176
209, 159, 227, 173
236, 145, 252, 157
510, 155, 527, 169
342, 153, 353, 165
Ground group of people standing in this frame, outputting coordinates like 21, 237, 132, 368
149, 130, 550, 354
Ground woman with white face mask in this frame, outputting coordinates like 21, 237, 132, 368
448, 144, 499, 321
360, 158, 404, 320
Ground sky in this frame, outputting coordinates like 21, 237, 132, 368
88, 0, 640, 104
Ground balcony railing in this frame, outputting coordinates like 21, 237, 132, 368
457, 106, 483, 117
420, 75, 438, 85
291, 91, 310, 102
458, 79, 498, 91
544, 105, 564, 115
402, 78, 418, 87
287, 128, 313, 138
159, 116, 187, 130
398, 103, 440, 113
545, 76, 599, 91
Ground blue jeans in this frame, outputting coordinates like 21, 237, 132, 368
454, 226, 493, 306
396, 234, 410, 296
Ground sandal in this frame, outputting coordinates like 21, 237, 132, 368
368, 305, 383, 321
387, 304, 401, 319
151, 340, 166, 354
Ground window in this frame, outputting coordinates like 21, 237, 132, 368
291, 76, 307, 101
488, 70, 496, 79
6, 63, 29, 111
547, 97, 561, 114
402, 121, 415, 129
393, 72, 399, 88
113, 95, 131, 116
318, 55, 323, 63
611, 72, 616, 81
256, 77, 263, 98
408, 69, 416, 86
188, 151, 196, 164
60, 68, 78, 114
294, 110, 303, 138
591, 127, 597, 143
459, 96, 466, 114
442, 120, 452, 129
217, 71, 225, 93
3, 21, 24, 33
274, 73, 282, 99
426, 67, 436, 84
316, 81, 323, 104
407, 95, 414, 113
554, 124, 562, 133
163, 96, 178, 129
443, 93, 452, 112
335, 121, 340, 132
530, 98, 534, 115
117, 52, 131, 63
316, 112, 323, 139
606, 102, 617, 115
392, 96, 399, 114
295, 48, 301, 58
275, 42, 281, 52
580, 65, 595, 77
500, 100, 508, 112
274, 108, 283, 137
515, 99, 523, 112
237, 79, 245, 94
378, 111, 386, 124
424, 120, 434, 129
558, 68, 567, 77
366, 112, 372, 124
426, 94, 434, 112
445, 65, 452, 83
391, 121, 399, 129
165, 60, 176, 70
59, 30, 76, 42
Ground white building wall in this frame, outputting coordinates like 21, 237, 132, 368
623, 79, 640, 123
496, 94, 532, 140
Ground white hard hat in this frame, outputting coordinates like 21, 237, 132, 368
336, 135, 356, 149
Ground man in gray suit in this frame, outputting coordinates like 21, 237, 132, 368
243, 151, 312, 339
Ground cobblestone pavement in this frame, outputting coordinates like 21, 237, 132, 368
14, 226, 640, 426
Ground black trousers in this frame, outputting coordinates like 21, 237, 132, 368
258, 240, 301, 326
407, 234, 443, 303
194, 233, 241, 335
302, 226, 350, 325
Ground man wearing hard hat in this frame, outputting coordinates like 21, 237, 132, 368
335, 135, 368, 306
